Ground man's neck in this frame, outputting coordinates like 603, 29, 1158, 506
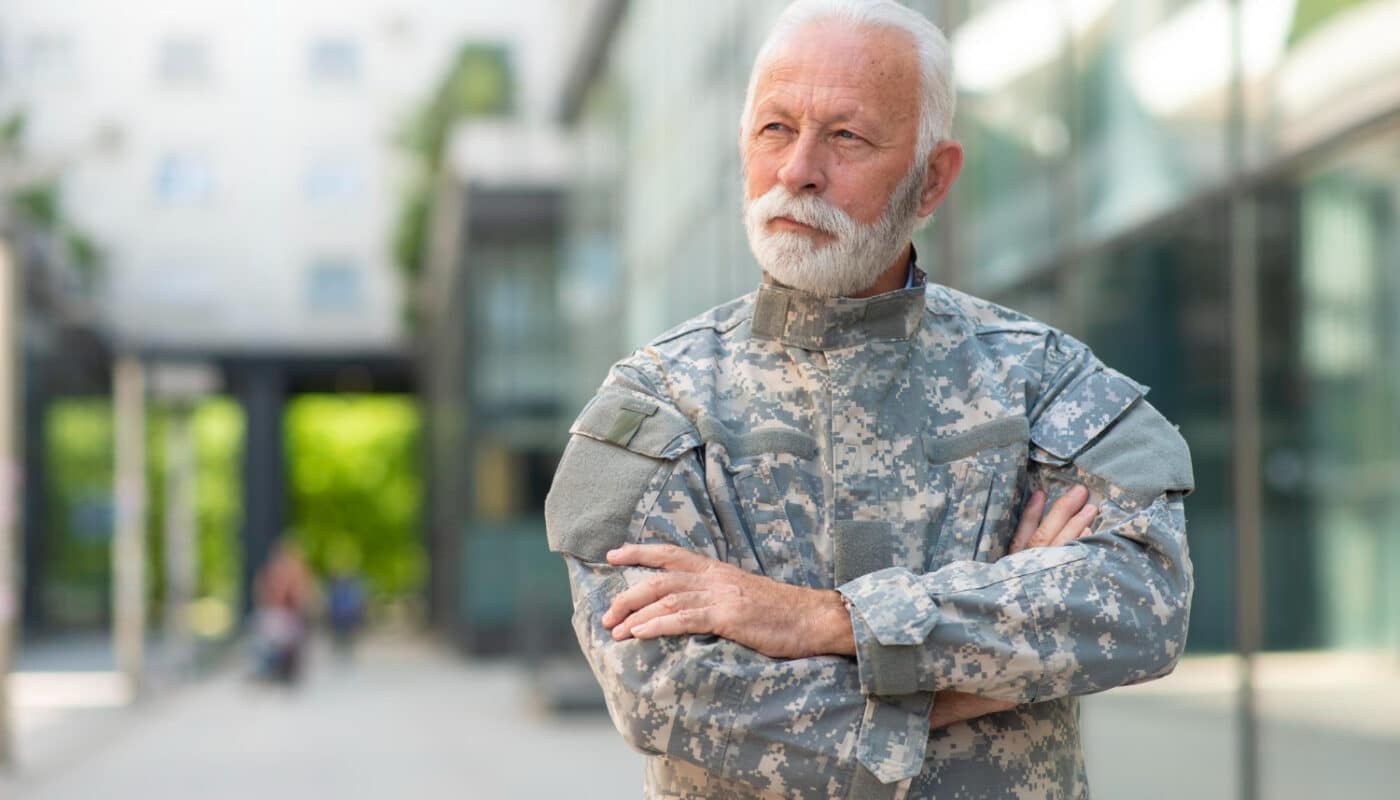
849, 243, 914, 298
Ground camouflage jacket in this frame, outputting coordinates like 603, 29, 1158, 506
545, 271, 1195, 799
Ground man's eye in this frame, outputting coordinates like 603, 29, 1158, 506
763, 122, 787, 133
835, 130, 859, 140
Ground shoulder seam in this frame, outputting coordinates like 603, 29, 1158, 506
648, 309, 749, 346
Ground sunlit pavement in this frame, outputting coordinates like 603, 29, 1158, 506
1082, 653, 1400, 800
3, 634, 642, 800
4, 642, 1397, 800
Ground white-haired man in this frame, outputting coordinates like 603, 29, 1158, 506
546, 1, 1195, 797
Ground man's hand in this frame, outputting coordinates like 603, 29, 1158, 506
931, 484, 1099, 727
601, 544, 855, 659
599, 485, 1098, 721
1008, 485, 1098, 554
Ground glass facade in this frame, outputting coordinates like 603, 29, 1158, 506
557, 1, 1400, 796
934, 2, 1400, 797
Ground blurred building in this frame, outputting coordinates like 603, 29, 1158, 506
0, 0, 569, 626
419, 122, 575, 651
0, 0, 568, 352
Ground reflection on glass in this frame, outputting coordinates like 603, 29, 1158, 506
950, 0, 1073, 292
1071, 0, 1230, 240
1247, 0, 1400, 163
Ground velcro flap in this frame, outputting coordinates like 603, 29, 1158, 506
1030, 366, 1145, 463
570, 385, 700, 460
924, 416, 1029, 463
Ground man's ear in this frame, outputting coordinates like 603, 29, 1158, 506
918, 140, 964, 218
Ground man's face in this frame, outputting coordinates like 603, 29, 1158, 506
741, 22, 926, 296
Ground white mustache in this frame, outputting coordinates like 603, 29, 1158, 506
745, 185, 856, 241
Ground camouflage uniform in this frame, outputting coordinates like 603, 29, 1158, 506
545, 268, 1195, 799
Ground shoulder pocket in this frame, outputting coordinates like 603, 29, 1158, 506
1029, 366, 1144, 465
545, 387, 700, 562
570, 385, 701, 458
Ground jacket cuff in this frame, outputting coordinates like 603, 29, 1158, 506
837, 568, 939, 697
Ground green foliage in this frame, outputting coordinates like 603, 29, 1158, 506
12, 181, 61, 227
392, 181, 433, 288
192, 401, 245, 606
42, 394, 423, 629
1289, 0, 1371, 46
43, 400, 116, 626
42, 398, 244, 630
64, 230, 103, 283
0, 110, 25, 152
285, 395, 424, 600
393, 43, 515, 290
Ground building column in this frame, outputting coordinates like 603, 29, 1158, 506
112, 354, 147, 699
20, 353, 44, 633
239, 365, 286, 617
0, 237, 23, 767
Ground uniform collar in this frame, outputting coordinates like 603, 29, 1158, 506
752, 249, 926, 351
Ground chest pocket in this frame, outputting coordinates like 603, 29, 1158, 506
698, 418, 821, 587
923, 416, 1030, 570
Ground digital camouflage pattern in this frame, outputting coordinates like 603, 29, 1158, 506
545, 268, 1195, 799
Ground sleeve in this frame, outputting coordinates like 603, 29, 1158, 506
835, 334, 1196, 701
545, 359, 933, 798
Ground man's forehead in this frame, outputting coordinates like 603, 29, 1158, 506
753, 22, 919, 115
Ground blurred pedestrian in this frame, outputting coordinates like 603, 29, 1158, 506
326, 563, 367, 662
252, 539, 314, 685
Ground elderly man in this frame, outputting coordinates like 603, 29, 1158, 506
545, 1, 1194, 797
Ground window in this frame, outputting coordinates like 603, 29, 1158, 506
23, 33, 76, 85
154, 153, 215, 204
308, 37, 360, 85
305, 157, 362, 205
157, 37, 212, 86
306, 258, 362, 313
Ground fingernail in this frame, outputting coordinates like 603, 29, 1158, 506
1085, 504, 1098, 516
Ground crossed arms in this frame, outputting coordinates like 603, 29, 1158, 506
544, 342, 1195, 793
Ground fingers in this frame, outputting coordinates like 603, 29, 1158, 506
611, 591, 711, 640
601, 572, 700, 628
630, 607, 716, 639
1027, 485, 1089, 549
1051, 502, 1098, 546
606, 543, 709, 572
1009, 490, 1046, 554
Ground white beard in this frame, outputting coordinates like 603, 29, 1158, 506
743, 164, 927, 298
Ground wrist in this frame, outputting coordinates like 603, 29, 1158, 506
811, 589, 857, 657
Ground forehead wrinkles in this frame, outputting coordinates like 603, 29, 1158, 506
753, 29, 920, 130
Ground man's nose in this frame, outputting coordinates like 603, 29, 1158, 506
776, 133, 827, 195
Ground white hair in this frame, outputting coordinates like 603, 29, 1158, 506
740, 0, 956, 163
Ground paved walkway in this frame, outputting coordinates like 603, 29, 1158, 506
4, 635, 641, 800
3, 638, 1396, 799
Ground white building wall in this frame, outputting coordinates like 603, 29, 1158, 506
0, 0, 567, 353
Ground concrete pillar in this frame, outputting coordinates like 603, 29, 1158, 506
112, 355, 147, 699
163, 404, 197, 670
239, 365, 285, 617
0, 238, 23, 767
